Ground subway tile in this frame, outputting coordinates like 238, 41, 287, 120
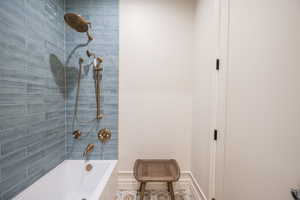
44, 0, 58, 21
0, 48, 27, 70
45, 110, 65, 120
0, 113, 44, 133
0, 29, 25, 50
45, 102, 65, 113
1, 150, 44, 180
29, 118, 62, 135
0, 149, 26, 169
27, 83, 46, 95
27, 103, 46, 114
27, 152, 65, 177
47, 124, 65, 135
44, 140, 65, 155
27, 152, 55, 176
27, 133, 64, 155
0, 80, 26, 95
0, 126, 29, 145
0, 104, 26, 119
26, 94, 45, 105
0, 171, 26, 193
0, 2, 26, 32
1, 169, 44, 200
1, 132, 41, 156
0, 69, 27, 85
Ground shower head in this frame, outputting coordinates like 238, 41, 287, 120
64, 13, 93, 41
64, 13, 90, 32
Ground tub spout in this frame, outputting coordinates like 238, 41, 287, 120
83, 144, 94, 158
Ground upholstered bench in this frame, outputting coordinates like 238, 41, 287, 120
133, 159, 180, 200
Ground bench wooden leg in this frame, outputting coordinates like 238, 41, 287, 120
168, 182, 175, 200
138, 182, 143, 192
139, 182, 146, 200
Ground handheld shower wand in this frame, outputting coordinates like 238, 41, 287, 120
87, 50, 104, 120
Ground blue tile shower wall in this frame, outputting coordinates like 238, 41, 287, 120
0, 0, 118, 198
65, 0, 119, 160
0, 0, 65, 199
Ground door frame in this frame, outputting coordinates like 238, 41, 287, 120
213, 0, 230, 199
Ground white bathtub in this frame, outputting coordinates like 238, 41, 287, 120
13, 160, 118, 200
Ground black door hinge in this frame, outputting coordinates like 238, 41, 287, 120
214, 129, 218, 141
216, 59, 220, 70
212, 198, 216, 200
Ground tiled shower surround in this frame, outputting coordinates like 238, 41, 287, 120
0, 0, 65, 199
0, 0, 119, 199
66, 0, 119, 160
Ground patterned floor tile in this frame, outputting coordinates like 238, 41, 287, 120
116, 189, 194, 200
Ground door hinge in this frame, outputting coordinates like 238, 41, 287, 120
216, 59, 220, 70
212, 198, 216, 200
214, 129, 218, 141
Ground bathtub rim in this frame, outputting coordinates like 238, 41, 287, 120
13, 159, 118, 200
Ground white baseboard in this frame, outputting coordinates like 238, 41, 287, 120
118, 171, 207, 200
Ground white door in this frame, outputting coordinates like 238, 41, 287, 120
216, 0, 300, 199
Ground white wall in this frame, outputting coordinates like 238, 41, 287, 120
191, 0, 218, 198
119, 1, 300, 200
119, 0, 195, 172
